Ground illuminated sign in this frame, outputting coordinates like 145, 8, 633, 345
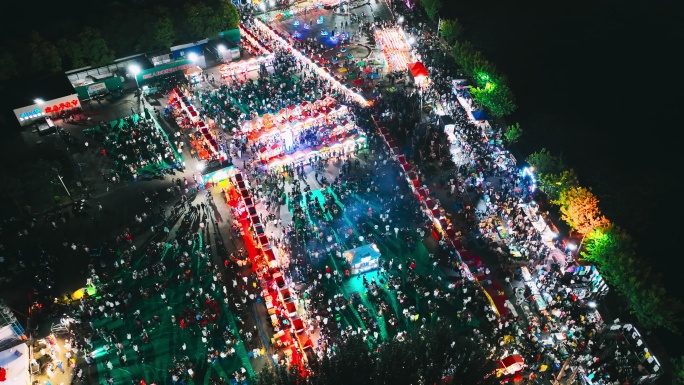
20, 108, 42, 119
141, 63, 194, 80
44, 100, 79, 114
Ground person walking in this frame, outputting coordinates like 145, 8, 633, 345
55, 359, 65, 373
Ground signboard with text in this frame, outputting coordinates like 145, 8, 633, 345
13, 94, 81, 126
136, 59, 193, 84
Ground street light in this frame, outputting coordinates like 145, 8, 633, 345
128, 64, 141, 88
397, 16, 404, 24
34, 98, 45, 105
57, 175, 71, 199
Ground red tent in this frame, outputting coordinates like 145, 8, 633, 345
498, 355, 525, 375
407, 62, 429, 79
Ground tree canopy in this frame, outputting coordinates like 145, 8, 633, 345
0, 0, 242, 81
552, 186, 610, 236
583, 226, 683, 332
421, 0, 443, 21
439, 19, 463, 46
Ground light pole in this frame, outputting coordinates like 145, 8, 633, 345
57, 174, 71, 200
129, 64, 141, 89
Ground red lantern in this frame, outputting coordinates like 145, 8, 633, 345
0, 367, 6, 382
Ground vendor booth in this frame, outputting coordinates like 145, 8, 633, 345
184, 66, 204, 84
343, 243, 381, 275
497, 354, 525, 376
0, 341, 30, 385
407, 62, 429, 86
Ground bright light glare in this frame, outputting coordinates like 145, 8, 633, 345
269, 0, 275, 6
217, 44, 226, 53
197, 163, 205, 171
128, 64, 141, 75
34, 98, 45, 105
566, 243, 577, 251
588, 301, 597, 308
188, 52, 199, 62
259, 2, 266, 10
397, 16, 404, 24
407, 36, 416, 45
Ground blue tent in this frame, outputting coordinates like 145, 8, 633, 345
472, 110, 491, 121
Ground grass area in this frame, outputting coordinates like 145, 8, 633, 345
86, 233, 254, 385
84, 114, 181, 177
290, 181, 479, 349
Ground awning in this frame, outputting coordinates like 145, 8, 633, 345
184, 66, 203, 76
407, 62, 428, 78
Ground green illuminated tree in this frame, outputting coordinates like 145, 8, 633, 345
526, 149, 578, 199
421, 0, 443, 21
470, 82, 517, 117
452, 41, 491, 79
503, 122, 523, 145
552, 186, 610, 236
542, 169, 579, 201
439, 19, 463, 46
526, 148, 565, 177
584, 226, 683, 332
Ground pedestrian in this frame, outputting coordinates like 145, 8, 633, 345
55, 359, 65, 373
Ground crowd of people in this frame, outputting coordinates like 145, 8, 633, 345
0, 2, 655, 385
84, 113, 181, 179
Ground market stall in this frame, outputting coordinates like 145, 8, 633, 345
375, 27, 413, 72
184, 66, 203, 85
343, 243, 381, 275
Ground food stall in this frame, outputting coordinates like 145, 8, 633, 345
343, 243, 381, 275
184, 66, 203, 84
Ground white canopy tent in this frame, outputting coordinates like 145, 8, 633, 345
0, 338, 30, 385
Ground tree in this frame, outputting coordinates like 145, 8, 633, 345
439, 19, 462, 46
672, 355, 684, 385
0, 174, 27, 216
421, 0, 442, 21
221, 2, 240, 30
61, 27, 114, 68
584, 226, 683, 332
76, 27, 115, 67
252, 364, 304, 385
540, 169, 579, 202
526, 148, 565, 177
552, 186, 610, 236
503, 122, 522, 145
26, 31, 62, 75
151, 6, 176, 50
452, 41, 492, 79
184, 1, 224, 40
0, 51, 19, 81
470, 82, 517, 117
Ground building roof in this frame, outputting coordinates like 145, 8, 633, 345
0, 74, 76, 130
